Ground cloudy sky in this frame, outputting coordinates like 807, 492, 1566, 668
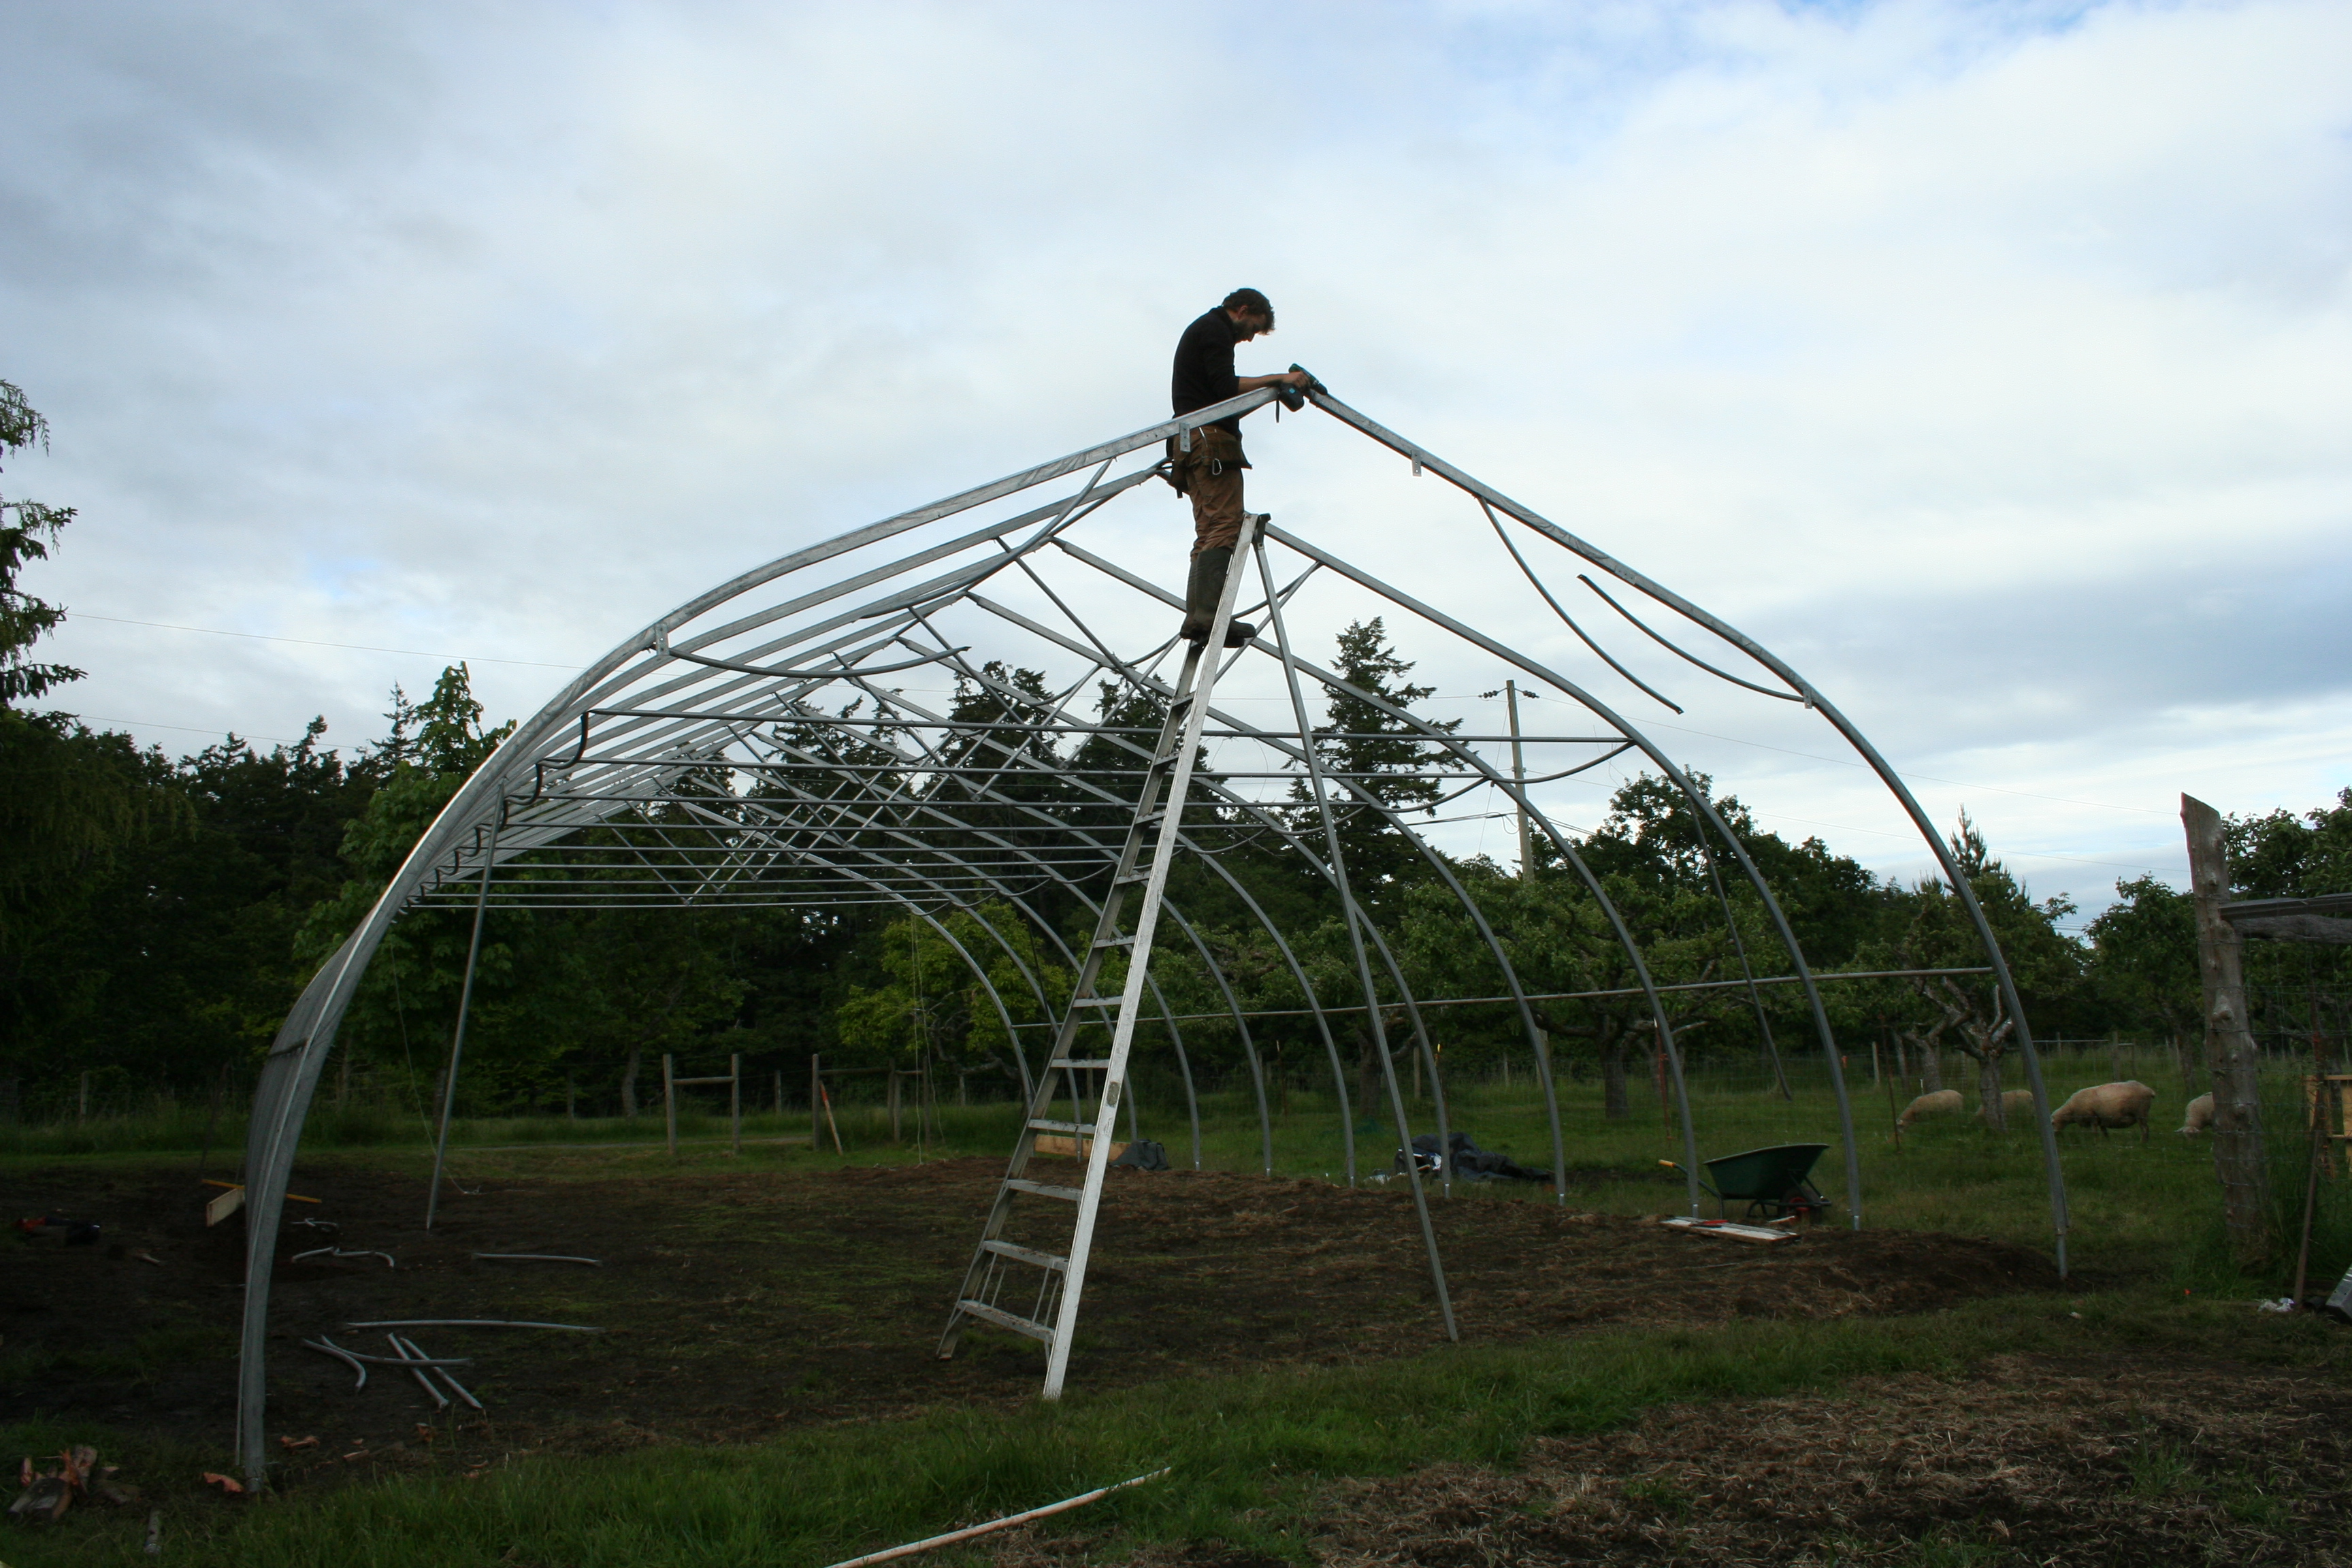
3, 0, 2346, 924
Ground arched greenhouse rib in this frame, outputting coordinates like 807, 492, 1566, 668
233, 380, 2074, 1477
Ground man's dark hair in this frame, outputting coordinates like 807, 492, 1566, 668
1222, 287, 1274, 329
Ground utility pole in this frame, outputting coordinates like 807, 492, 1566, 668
1506, 680, 1532, 877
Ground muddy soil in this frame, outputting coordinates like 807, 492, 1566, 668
1026, 1354, 2352, 1566
1, 1157, 2058, 1477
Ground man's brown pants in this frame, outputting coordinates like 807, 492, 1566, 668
1176, 428, 1247, 555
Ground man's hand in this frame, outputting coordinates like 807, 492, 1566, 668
1237, 370, 1313, 394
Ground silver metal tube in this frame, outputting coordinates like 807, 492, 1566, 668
1252, 534, 1456, 1341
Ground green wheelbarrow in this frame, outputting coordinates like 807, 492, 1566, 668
1661, 1143, 1834, 1224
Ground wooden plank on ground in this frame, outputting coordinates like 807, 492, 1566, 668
1661, 1216, 1793, 1245
1032, 1134, 1128, 1160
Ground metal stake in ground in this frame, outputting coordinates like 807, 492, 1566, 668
426, 811, 502, 1230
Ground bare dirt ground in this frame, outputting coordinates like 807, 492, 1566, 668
1028, 1356, 2352, 1567
8, 1155, 2057, 1477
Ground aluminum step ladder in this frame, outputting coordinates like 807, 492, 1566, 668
935, 514, 1262, 1397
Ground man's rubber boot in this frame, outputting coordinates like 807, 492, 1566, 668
1178, 545, 1258, 648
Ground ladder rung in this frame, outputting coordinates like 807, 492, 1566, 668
1028, 1119, 1098, 1135
1112, 870, 1148, 886
1006, 1177, 1083, 1202
1068, 996, 1118, 1008
1050, 1058, 1111, 1070
1090, 935, 1134, 949
953, 1298, 1054, 1343
982, 1239, 1068, 1271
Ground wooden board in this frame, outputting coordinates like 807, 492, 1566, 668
205, 1185, 246, 1227
1032, 1135, 1128, 1160
1661, 1215, 1793, 1245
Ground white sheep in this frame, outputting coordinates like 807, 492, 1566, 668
1977, 1089, 2036, 1127
2051, 1080, 2157, 1141
1897, 1088, 1963, 1126
2179, 1092, 2215, 1137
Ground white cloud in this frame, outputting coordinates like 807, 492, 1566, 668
3, 0, 2345, 917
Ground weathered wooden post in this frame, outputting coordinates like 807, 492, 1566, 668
2183, 794, 2272, 1264
662, 1053, 679, 1158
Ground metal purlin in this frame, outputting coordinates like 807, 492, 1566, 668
230, 380, 2073, 1480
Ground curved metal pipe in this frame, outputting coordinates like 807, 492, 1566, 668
1309, 389, 2066, 1267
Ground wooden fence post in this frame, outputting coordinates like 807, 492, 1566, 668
662, 1053, 679, 1158
2183, 794, 2273, 1264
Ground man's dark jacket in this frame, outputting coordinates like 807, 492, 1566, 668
1171, 308, 1248, 436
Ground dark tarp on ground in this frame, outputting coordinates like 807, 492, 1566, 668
1396, 1131, 1550, 1183
1112, 1139, 1170, 1171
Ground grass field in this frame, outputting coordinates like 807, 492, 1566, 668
4, 1051, 2349, 1566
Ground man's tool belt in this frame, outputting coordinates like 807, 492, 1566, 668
1165, 426, 1248, 496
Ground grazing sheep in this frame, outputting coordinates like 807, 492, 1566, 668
2051, 1080, 2157, 1141
1977, 1089, 2036, 1127
2180, 1092, 2215, 1137
1898, 1089, 1963, 1126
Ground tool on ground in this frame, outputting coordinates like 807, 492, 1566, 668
936, 516, 1262, 1396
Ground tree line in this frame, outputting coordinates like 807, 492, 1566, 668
4, 380, 2346, 1126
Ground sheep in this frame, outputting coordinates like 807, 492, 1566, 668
1897, 1089, 1963, 1126
2051, 1080, 2157, 1141
1976, 1089, 2036, 1127
2180, 1092, 2215, 1137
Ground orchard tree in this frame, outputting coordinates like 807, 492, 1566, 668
1880, 812, 2082, 1130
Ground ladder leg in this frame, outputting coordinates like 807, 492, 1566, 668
937, 518, 1265, 1389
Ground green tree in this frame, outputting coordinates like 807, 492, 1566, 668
834, 902, 1071, 1092
295, 664, 524, 1100
0, 382, 189, 1098
0, 380, 82, 708
1289, 618, 1460, 898
1875, 812, 2082, 1129
2085, 875, 2202, 1093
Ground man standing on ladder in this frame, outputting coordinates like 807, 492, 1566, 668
1169, 289, 1310, 647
